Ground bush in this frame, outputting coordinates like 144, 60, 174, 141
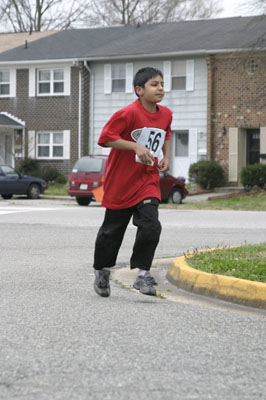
39, 165, 66, 183
189, 160, 225, 190
17, 159, 67, 183
240, 163, 266, 190
17, 158, 40, 177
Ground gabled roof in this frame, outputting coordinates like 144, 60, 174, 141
0, 113, 25, 127
0, 15, 265, 64
0, 31, 58, 54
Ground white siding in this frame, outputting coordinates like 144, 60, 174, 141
89, 58, 207, 175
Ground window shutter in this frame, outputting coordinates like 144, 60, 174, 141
163, 61, 171, 92
29, 68, 36, 97
186, 60, 194, 91
228, 128, 239, 182
64, 66, 71, 96
104, 64, 112, 94
63, 130, 70, 159
188, 128, 198, 164
9, 69, 16, 97
260, 127, 266, 163
28, 130, 36, 158
126, 63, 133, 93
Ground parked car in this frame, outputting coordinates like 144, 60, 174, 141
68, 155, 188, 205
159, 172, 188, 204
0, 164, 48, 199
68, 156, 108, 205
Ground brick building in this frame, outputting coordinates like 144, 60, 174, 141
207, 52, 266, 183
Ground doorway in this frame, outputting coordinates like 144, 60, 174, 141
247, 129, 260, 165
172, 130, 189, 178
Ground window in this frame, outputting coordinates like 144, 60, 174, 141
0, 70, 10, 96
37, 68, 64, 95
104, 63, 133, 94
112, 64, 126, 92
1, 165, 19, 177
245, 58, 259, 75
172, 61, 186, 90
37, 132, 64, 159
163, 60, 194, 92
175, 131, 189, 157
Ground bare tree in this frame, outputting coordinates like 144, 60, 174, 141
0, 0, 223, 32
0, 0, 88, 32
242, 0, 266, 15
84, 0, 223, 27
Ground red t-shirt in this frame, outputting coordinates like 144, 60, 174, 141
98, 99, 172, 209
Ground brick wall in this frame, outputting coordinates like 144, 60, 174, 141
207, 52, 266, 180
0, 65, 89, 176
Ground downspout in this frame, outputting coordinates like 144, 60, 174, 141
84, 61, 94, 155
78, 65, 82, 159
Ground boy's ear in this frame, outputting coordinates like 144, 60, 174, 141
135, 85, 143, 97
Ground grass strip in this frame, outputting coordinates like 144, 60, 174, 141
160, 192, 266, 211
185, 243, 266, 283
45, 182, 69, 196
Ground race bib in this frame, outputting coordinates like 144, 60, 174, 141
131, 127, 166, 158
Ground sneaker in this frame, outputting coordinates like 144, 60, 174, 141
94, 270, 110, 297
149, 275, 158, 286
133, 275, 156, 296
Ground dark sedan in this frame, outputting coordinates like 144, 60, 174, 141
0, 165, 48, 199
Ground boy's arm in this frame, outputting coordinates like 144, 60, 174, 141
104, 139, 154, 165
158, 140, 170, 172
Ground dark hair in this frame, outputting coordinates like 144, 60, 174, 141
133, 67, 163, 96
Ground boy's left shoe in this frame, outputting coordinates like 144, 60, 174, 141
133, 275, 157, 296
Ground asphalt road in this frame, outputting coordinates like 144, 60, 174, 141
1, 198, 266, 399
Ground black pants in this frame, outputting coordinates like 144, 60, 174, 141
93, 198, 162, 271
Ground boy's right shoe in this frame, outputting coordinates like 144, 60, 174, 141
133, 275, 156, 296
94, 270, 110, 297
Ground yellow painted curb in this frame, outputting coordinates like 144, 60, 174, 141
167, 250, 266, 309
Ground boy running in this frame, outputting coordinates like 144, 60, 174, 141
93, 67, 172, 297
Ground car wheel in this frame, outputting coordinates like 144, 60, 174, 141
27, 183, 41, 199
76, 196, 92, 206
1, 194, 13, 199
169, 188, 182, 204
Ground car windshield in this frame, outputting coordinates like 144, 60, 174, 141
1, 165, 19, 177
72, 158, 103, 173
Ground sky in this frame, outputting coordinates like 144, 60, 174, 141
218, 0, 261, 17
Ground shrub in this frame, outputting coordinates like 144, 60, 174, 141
17, 158, 40, 177
189, 160, 225, 189
39, 165, 66, 183
240, 163, 266, 190
54, 174, 67, 184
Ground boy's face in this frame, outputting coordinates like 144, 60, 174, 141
136, 75, 164, 104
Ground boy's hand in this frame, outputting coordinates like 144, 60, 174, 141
135, 144, 154, 165
158, 158, 170, 172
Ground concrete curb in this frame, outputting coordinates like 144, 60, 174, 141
167, 251, 266, 310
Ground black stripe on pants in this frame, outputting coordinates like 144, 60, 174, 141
93, 198, 161, 271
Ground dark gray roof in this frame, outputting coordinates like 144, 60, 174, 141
0, 15, 265, 63
0, 114, 24, 127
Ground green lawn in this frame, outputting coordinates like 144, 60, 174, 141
160, 192, 266, 211
45, 182, 69, 196
185, 243, 266, 283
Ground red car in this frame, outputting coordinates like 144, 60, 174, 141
68, 156, 187, 205
68, 156, 108, 205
